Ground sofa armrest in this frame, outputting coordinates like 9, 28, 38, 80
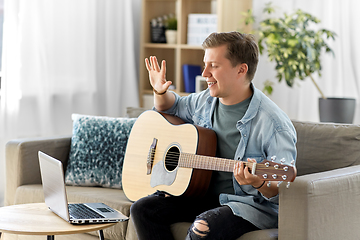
278, 165, 360, 240
5, 136, 71, 206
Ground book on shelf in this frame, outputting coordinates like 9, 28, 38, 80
182, 64, 202, 93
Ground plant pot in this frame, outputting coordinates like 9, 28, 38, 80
319, 97, 356, 124
165, 30, 177, 44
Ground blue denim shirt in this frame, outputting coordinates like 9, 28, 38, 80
159, 84, 297, 230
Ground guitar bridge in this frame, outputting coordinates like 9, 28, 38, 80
147, 138, 158, 175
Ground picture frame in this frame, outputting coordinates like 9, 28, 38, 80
195, 76, 207, 93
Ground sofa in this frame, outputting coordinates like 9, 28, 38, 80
4, 111, 360, 240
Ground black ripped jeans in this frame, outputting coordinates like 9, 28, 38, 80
130, 191, 259, 240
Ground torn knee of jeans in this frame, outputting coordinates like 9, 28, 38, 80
191, 219, 210, 237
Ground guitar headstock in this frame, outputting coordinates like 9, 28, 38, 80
255, 157, 297, 183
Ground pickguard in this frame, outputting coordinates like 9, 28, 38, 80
150, 161, 178, 187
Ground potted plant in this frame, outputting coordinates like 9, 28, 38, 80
165, 16, 177, 44
242, 3, 356, 123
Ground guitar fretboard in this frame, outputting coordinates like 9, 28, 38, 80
179, 152, 251, 172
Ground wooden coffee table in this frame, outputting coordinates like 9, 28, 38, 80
0, 203, 119, 239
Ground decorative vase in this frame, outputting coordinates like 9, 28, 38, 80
165, 30, 177, 44
319, 97, 356, 124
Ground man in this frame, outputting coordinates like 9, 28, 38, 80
130, 31, 297, 240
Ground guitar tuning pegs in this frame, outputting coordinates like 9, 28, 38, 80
291, 160, 295, 166
286, 182, 291, 188
267, 182, 271, 188
271, 156, 276, 162
277, 181, 283, 188
280, 158, 286, 164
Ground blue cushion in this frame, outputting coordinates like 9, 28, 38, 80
65, 114, 136, 189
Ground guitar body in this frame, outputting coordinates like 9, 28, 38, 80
122, 110, 217, 202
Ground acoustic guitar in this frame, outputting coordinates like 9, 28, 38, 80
122, 110, 296, 202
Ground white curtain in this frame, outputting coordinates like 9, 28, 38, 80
252, 0, 360, 124
0, 0, 141, 206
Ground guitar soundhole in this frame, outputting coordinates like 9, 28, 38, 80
165, 146, 180, 172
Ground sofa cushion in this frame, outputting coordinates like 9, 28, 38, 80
292, 120, 360, 176
65, 114, 136, 189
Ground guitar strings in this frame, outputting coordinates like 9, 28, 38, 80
148, 150, 293, 181
149, 151, 234, 171
147, 147, 294, 181
148, 150, 292, 171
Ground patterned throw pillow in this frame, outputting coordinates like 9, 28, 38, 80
65, 114, 136, 189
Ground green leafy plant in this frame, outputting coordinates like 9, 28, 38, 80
242, 3, 336, 98
166, 17, 177, 31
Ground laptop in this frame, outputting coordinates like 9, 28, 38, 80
38, 151, 129, 224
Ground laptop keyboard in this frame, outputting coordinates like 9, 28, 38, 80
69, 204, 105, 219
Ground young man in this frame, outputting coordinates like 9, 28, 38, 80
131, 32, 297, 240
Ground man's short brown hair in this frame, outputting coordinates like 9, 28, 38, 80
202, 31, 259, 81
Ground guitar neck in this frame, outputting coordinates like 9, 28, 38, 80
178, 152, 296, 183
179, 152, 246, 172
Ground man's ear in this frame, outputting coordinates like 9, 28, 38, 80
238, 63, 248, 76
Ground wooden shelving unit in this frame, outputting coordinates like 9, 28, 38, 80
139, 0, 252, 107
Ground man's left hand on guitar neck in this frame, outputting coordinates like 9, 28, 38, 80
234, 159, 279, 199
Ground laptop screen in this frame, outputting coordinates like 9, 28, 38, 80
38, 151, 70, 222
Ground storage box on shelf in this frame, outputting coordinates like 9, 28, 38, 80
187, 13, 217, 46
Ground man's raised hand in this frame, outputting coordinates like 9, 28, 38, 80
145, 56, 172, 94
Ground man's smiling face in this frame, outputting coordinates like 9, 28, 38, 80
202, 44, 246, 105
